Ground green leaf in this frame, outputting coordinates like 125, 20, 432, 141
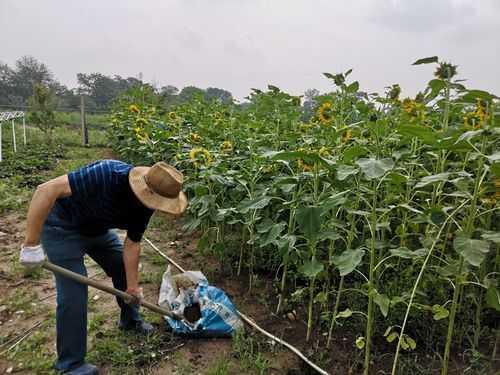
453, 234, 490, 267
415, 172, 450, 188
259, 222, 286, 247
406, 336, 417, 350
482, 231, 500, 244
342, 144, 368, 162
346, 81, 359, 93
387, 332, 399, 343
296, 206, 323, 241
426, 79, 446, 100
336, 165, 359, 181
299, 256, 324, 279
182, 217, 202, 234
486, 286, 500, 312
390, 247, 428, 259
431, 304, 450, 320
314, 291, 328, 304
373, 291, 390, 317
331, 248, 365, 276
401, 336, 409, 350
356, 158, 394, 179
412, 56, 439, 65
237, 196, 272, 214
487, 152, 500, 162
455, 130, 483, 144
336, 308, 353, 319
398, 124, 437, 145
491, 162, 500, 177
355, 337, 365, 350
461, 89, 498, 102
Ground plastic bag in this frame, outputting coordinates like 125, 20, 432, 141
158, 265, 243, 337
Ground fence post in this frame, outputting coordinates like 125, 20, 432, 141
81, 95, 89, 146
11, 119, 17, 153
23, 114, 27, 145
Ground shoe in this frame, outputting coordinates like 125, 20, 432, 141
67, 363, 99, 375
119, 320, 154, 335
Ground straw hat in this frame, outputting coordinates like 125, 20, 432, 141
129, 162, 188, 215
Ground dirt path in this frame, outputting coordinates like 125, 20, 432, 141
0, 211, 309, 375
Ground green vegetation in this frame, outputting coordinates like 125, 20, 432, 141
109, 58, 500, 374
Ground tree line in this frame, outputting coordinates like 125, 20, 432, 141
0, 56, 234, 112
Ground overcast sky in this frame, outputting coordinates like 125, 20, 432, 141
1, 0, 499, 100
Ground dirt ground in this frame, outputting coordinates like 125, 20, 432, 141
0, 211, 318, 375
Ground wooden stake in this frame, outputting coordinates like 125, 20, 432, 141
80, 95, 88, 146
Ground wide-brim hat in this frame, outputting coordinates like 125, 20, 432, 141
129, 162, 188, 216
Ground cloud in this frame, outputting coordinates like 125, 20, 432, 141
368, 0, 475, 33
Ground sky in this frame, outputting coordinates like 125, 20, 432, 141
1, 0, 499, 100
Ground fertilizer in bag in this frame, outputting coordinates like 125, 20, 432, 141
158, 265, 243, 337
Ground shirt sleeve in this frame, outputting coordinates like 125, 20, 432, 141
126, 208, 154, 242
68, 160, 111, 200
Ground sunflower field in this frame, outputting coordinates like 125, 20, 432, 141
109, 57, 500, 375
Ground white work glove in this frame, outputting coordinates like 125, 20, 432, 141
20, 244, 46, 268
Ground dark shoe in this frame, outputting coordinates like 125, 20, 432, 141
119, 320, 154, 335
67, 363, 99, 375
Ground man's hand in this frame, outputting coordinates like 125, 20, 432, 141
124, 287, 144, 305
20, 244, 46, 268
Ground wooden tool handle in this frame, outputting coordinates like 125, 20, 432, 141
43, 261, 174, 318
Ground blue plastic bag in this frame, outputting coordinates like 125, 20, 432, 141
159, 266, 243, 337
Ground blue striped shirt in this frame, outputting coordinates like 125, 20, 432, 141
54, 160, 154, 242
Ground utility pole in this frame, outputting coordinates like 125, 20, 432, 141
80, 95, 89, 146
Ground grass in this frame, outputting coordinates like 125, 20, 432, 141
0, 123, 108, 214
232, 330, 270, 375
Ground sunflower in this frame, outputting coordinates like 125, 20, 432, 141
434, 62, 457, 80
129, 104, 140, 113
318, 146, 330, 157
135, 117, 148, 127
134, 127, 147, 142
220, 140, 233, 154
317, 102, 334, 124
341, 130, 352, 143
190, 132, 202, 143
297, 148, 313, 172
464, 100, 488, 129
189, 147, 213, 168
168, 112, 178, 121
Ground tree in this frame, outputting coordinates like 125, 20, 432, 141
205, 87, 233, 103
77, 73, 142, 110
302, 88, 319, 121
10, 56, 53, 104
29, 83, 57, 142
178, 86, 205, 103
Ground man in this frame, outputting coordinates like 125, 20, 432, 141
20, 160, 188, 375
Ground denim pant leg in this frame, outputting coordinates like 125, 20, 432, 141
41, 225, 88, 372
85, 230, 141, 325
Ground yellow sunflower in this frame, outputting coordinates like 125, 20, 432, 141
189, 147, 213, 168
220, 140, 233, 154
190, 132, 202, 143
318, 146, 330, 157
317, 102, 334, 124
297, 148, 313, 172
129, 104, 140, 113
168, 111, 178, 121
135, 117, 148, 127
341, 130, 352, 143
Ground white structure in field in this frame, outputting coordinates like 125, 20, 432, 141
0, 111, 26, 162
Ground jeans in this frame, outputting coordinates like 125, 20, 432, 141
41, 206, 141, 371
